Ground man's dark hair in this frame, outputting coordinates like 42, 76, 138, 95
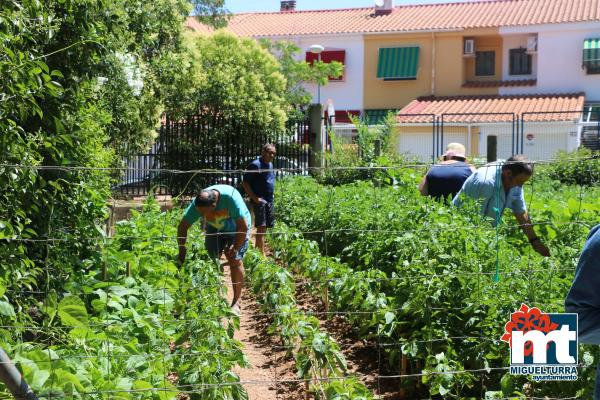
194, 189, 217, 207
502, 154, 533, 176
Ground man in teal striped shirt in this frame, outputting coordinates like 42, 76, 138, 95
177, 185, 251, 313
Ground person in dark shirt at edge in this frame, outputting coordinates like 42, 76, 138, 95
419, 142, 475, 201
242, 144, 276, 256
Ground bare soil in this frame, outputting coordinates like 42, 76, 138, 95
222, 241, 413, 400
224, 264, 303, 400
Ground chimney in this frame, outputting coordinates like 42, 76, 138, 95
374, 0, 393, 15
280, 1, 296, 12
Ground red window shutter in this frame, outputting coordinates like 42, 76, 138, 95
333, 110, 360, 123
305, 52, 319, 64
305, 50, 345, 81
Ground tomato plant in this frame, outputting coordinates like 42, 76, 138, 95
271, 174, 600, 398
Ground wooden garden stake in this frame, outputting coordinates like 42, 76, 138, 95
399, 354, 408, 398
322, 285, 329, 317
304, 380, 310, 400
102, 262, 107, 281
416, 360, 423, 392
126, 261, 131, 277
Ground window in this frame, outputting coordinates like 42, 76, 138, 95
306, 50, 346, 81
509, 48, 532, 75
586, 65, 600, 75
475, 51, 495, 76
583, 38, 600, 75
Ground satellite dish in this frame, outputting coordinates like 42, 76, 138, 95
375, 0, 385, 7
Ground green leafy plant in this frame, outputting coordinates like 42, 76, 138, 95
270, 174, 600, 398
538, 147, 600, 186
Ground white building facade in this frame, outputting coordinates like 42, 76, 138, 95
264, 33, 365, 121
499, 21, 600, 100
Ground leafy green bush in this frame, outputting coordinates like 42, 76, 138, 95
316, 112, 411, 186
540, 148, 600, 185
4, 199, 247, 399
0, 0, 194, 334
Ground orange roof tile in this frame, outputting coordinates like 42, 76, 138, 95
462, 79, 537, 88
187, 0, 600, 37
397, 93, 586, 122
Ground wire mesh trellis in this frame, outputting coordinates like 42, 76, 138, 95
1, 146, 599, 399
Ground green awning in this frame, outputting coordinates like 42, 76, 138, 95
363, 109, 397, 124
377, 47, 420, 80
583, 38, 600, 68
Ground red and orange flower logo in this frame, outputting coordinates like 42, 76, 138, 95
500, 303, 559, 356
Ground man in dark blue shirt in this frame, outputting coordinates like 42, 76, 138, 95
419, 143, 475, 202
565, 224, 600, 399
242, 144, 276, 255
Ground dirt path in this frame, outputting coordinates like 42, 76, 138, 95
223, 264, 301, 400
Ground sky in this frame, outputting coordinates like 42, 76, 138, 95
225, 0, 474, 13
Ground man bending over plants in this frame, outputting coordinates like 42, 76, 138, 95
177, 185, 251, 314
452, 155, 550, 257
565, 224, 600, 399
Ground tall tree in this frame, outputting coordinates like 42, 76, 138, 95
0, 0, 193, 331
169, 31, 288, 129
190, 0, 231, 29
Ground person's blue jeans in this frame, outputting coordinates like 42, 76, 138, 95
205, 227, 249, 261
565, 224, 600, 399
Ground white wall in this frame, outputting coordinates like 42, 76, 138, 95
266, 34, 365, 111
520, 122, 579, 160
500, 22, 600, 99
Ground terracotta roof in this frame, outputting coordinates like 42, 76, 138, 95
462, 79, 537, 88
186, 0, 600, 37
185, 17, 213, 34
397, 93, 586, 122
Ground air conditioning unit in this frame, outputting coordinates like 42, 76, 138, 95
464, 39, 475, 56
527, 36, 538, 53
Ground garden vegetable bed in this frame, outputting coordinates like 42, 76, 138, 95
3, 168, 599, 399
271, 173, 600, 399
1, 199, 247, 399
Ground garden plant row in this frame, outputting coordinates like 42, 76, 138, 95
1, 199, 247, 400
271, 174, 600, 399
244, 249, 375, 399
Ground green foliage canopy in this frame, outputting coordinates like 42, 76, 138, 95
171, 31, 289, 131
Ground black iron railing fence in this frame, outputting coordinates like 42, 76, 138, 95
114, 110, 600, 197
113, 113, 311, 198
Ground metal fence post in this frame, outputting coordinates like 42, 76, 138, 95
487, 135, 497, 162
374, 139, 381, 158
308, 104, 324, 170
0, 347, 38, 400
